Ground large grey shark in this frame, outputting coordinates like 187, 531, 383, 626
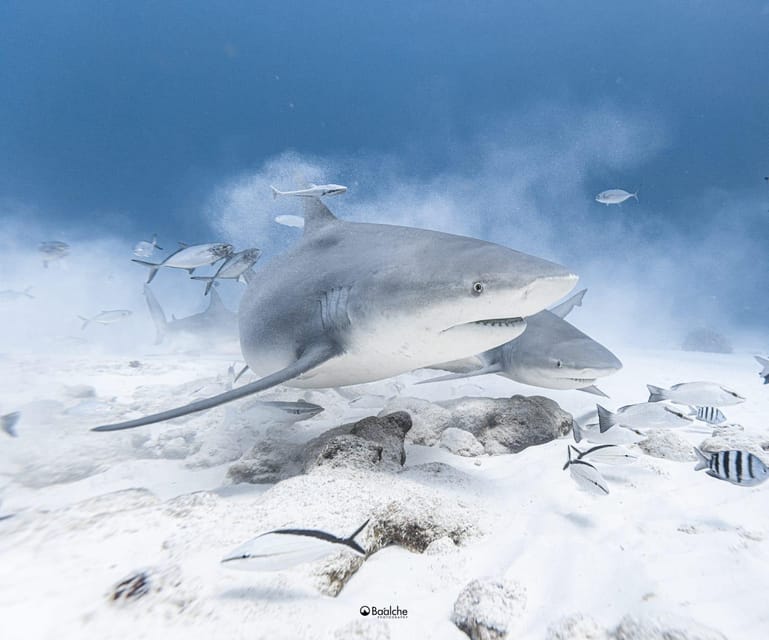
93, 198, 577, 431
144, 285, 238, 345
420, 289, 622, 396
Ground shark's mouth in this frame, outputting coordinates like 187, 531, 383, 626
444, 317, 525, 332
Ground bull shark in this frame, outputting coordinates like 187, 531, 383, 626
93, 197, 577, 431
420, 289, 622, 396
143, 285, 238, 345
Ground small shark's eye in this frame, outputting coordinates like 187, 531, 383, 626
471, 281, 484, 296
556, 360, 563, 368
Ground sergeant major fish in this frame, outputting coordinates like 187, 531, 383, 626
694, 448, 769, 486
691, 406, 727, 425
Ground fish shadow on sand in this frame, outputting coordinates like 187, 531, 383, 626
219, 585, 315, 602
561, 512, 596, 528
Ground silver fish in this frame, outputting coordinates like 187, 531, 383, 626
78, 309, 132, 330
595, 189, 638, 205
694, 448, 769, 486
132, 242, 234, 284
563, 447, 609, 495
647, 382, 744, 407
0, 287, 34, 300
597, 402, 692, 432
221, 520, 368, 572
190, 248, 262, 295
271, 183, 347, 199
39, 241, 70, 267
564, 443, 637, 467
133, 234, 163, 258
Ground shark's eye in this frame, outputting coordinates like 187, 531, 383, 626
471, 281, 485, 296
556, 360, 563, 368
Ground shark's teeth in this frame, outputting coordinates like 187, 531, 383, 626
473, 317, 524, 328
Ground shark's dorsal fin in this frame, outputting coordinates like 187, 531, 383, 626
549, 289, 587, 319
302, 197, 337, 235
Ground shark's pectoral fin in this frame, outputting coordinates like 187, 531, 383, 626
415, 363, 503, 385
549, 289, 587, 319
578, 385, 609, 398
92, 342, 341, 432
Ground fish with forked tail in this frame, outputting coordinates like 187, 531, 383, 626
132, 242, 233, 284
647, 382, 744, 407
694, 448, 769, 486
597, 402, 692, 433
563, 446, 609, 495
78, 310, 132, 330
190, 248, 262, 295
221, 519, 369, 571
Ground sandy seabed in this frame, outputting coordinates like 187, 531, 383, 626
1, 346, 767, 640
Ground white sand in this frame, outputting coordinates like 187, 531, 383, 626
1, 346, 767, 639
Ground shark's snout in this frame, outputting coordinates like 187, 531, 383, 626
518, 272, 579, 317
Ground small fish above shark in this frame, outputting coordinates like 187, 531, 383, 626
221, 520, 368, 571
271, 183, 347, 199
420, 289, 621, 396
191, 248, 262, 295
132, 242, 234, 284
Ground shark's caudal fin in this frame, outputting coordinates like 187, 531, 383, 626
578, 385, 609, 398
2, 412, 20, 437
132, 259, 162, 284
646, 384, 667, 402
78, 315, 90, 330
416, 363, 503, 385
596, 404, 617, 433
549, 289, 587, 319
92, 343, 340, 431
693, 447, 710, 471
342, 519, 370, 555
143, 285, 168, 344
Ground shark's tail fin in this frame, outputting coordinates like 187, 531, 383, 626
1, 412, 20, 437
343, 519, 370, 555
143, 285, 168, 344
596, 404, 617, 433
78, 315, 90, 330
693, 447, 710, 471
647, 384, 667, 402
271, 185, 281, 200
131, 259, 162, 284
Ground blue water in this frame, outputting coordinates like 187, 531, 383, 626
1, 1, 768, 330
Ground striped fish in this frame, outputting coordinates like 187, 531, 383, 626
694, 448, 769, 486
692, 406, 726, 425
